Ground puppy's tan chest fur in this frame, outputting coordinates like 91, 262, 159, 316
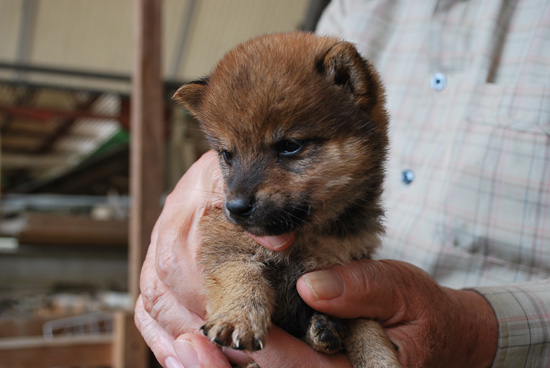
199, 206, 367, 344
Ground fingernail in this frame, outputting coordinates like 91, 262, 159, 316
173, 339, 200, 368
303, 270, 344, 301
165, 356, 184, 368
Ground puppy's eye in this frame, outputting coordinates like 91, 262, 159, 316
221, 150, 233, 165
276, 139, 304, 157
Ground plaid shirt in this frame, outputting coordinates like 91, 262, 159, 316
317, 1, 550, 366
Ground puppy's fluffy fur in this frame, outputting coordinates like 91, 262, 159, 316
175, 32, 400, 368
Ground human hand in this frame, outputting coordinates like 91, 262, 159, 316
135, 151, 249, 367
136, 151, 497, 368
296, 259, 499, 368
186, 258, 497, 368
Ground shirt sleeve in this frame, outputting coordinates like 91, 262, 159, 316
472, 279, 550, 367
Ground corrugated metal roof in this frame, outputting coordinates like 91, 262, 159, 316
1, 0, 309, 83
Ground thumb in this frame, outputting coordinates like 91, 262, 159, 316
174, 333, 237, 368
296, 260, 408, 323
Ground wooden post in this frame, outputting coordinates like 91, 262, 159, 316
128, 0, 164, 366
130, 0, 164, 304
112, 310, 149, 368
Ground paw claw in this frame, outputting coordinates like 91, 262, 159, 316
202, 312, 269, 351
233, 339, 242, 350
254, 338, 264, 351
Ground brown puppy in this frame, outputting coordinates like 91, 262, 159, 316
174, 32, 400, 368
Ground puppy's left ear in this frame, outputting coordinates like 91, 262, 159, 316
173, 77, 209, 116
319, 42, 384, 114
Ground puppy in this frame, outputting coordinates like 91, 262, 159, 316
174, 32, 400, 368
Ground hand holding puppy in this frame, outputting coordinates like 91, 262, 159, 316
135, 152, 345, 367
135, 152, 498, 368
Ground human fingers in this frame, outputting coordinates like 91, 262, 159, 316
297, 259, 498, 368
296, 259, 433, 323
173, 333, 237, 368
139, 266, 249, 367
295, 260, 430, 366
137, 296, 238, 368
140, 233, 204, 337
153, 151, 222, 314
250, 325, 351, 368
135, 295, 183, 368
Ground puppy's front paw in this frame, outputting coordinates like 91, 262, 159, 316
306, 312, 345, 354
201, 310, 269, 351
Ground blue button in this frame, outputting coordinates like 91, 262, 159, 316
402, 170, 415, 185
430, 73, 446, 91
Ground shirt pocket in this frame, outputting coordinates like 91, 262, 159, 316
442, 83, 550, 278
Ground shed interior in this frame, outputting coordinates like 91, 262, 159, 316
0, 1, 329, 367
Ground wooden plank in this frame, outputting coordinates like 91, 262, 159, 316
17, 213, 128, 247
0, 314, 78, 338
0, 334, 113, 368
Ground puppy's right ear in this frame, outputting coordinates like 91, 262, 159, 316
318, 42, 381, 112
172, 77, 209, 116
318, 41, 388, 134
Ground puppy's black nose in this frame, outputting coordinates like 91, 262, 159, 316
226, 196, 254, 218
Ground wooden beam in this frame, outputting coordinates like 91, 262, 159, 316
130, 0, 163, 303
129, 0, 164, 366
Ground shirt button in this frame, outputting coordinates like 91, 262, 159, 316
430, 73, 446, 91
402, 169, 415, 185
